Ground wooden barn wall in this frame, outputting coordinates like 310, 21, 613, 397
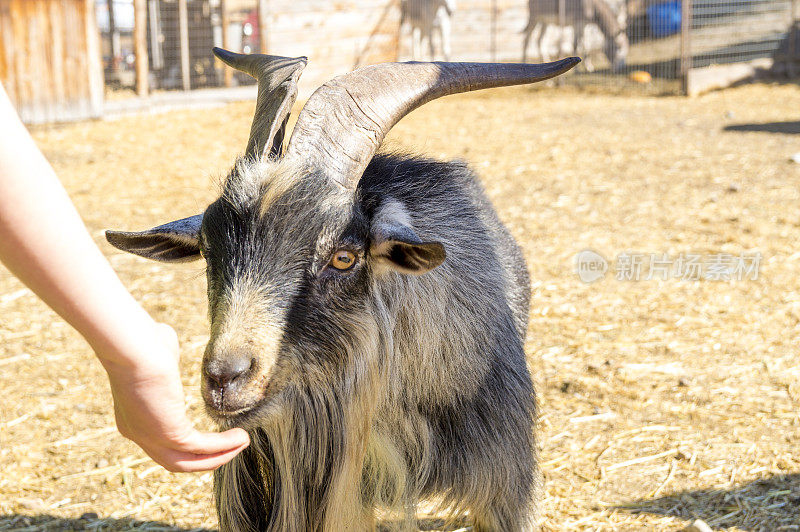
260, 0, 401, 98
0, 0, 103, 124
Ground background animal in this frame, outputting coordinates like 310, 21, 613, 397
522, 0, 628, 72
106, 50, 578, 531
401, 0, 456, 60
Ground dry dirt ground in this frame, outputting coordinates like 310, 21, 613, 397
1, 82, 799, 531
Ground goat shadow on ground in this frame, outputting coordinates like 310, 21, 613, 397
724, 121, 800, 135
378, 517, 471, 531
0, 514, 213, 531
617, 473, 800, 530
0, 514, 471, 531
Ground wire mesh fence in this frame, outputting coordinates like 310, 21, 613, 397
150, 0, 220, 89
96, 0, 799, 97
692, 0, 795, 68
98, 0, 234, 91
400, 0, 800, 93
96, 0, 136, 88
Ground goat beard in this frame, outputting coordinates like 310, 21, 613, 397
212, 309, 401, 532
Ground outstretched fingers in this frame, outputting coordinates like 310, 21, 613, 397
143, 429, 250, 472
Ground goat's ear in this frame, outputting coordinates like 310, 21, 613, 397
105, 214, 202, 263
369, 201, 445, 274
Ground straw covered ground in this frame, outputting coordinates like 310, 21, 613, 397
1, 82, 799, 531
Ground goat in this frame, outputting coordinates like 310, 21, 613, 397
106, 49, 579, 531
522, 0, 628, 72
400, 0, 455, 61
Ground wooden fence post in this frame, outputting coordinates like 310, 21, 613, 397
85, 0, 103, 117
491, 0, 498, 62
680, 0, 692, 94
221, 0, 232, 86
790, 0, 799, 76
557, 0, 565, 85
258, 0, 269, 54
133, 0, 149, 97
393, 0, 401, 61
178, 0, 190, 91
105, 0, 119, 76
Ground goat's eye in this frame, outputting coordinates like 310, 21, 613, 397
330, 250, 357, 271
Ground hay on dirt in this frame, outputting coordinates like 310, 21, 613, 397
1, 82, 799, 530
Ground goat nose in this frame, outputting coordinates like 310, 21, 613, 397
204, 353, 253, 391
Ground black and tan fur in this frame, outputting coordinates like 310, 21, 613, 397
106, 51, 581, 532
205, 154, 537, 531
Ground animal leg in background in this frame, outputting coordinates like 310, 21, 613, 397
437, 5, 452, 61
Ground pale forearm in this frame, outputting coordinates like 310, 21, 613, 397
0, 84, 153, 368
0, 84, 249, 471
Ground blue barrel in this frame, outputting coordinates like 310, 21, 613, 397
647, 1, 682, 38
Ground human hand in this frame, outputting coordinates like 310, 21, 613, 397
103, 323, 249, 472
0, 82, 248, 472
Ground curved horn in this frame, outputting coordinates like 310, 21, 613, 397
213, 48, 307, 159
285, 57, 580, 188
